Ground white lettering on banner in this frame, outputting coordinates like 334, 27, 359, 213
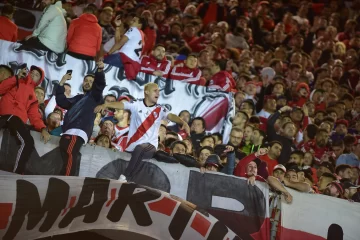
0, 130, 270, 239
280, 188, 360, 240
0, 40, 234, 141
0, 176, 238, 240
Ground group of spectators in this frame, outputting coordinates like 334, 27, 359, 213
0, 0, 360, 204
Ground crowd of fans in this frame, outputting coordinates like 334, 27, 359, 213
0, 0, 360, 203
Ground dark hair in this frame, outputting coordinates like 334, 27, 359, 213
47, 111, 60, 120
213, 59, 227, 71
332, 140, 344, 148
53, 108, 64, 120
282, 121, 295, 129
191, 117, 206, 130
63, 83, 71, 88
305, 124, 318, 139
170, 140, 187, 152
341, 93, 354, 102
83, 5, 97, 14
197, 146, 214, 157
166, 131, 179, 138
335, 164, 352, 175
154, 44, 166, 50
1, 4, 15, 16
104, 94, 117, 101
290, 150, 304, 158
316, 128, 330, 135
253, 128, 266, 138
269, 59, 282, 68
269, 141, 283, 148
200, 135, 214, 144
164, 138, 177, 148
212, 132, 223, 143
138, 16, 148, 30
178, 110, 191, 117
35, 86, 45, 93
289, 63, 302, 70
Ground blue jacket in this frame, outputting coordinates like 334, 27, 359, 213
56, 70, 105, 142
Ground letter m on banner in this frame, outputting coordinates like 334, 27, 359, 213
2, 178, 70, 240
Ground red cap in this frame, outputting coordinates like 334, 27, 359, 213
335, 119, 349, 128
118, 96, 130, 102
296, 82, 310, 94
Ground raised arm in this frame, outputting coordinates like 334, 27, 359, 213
107, 35, 129, 55
167, 113, 190, 136
267, 106, 292, 139
94, 101, 124, 114
267, 176, 293, 203
0, 75, 17, 95
55, 73, 78, 110
90, 61, 106, 102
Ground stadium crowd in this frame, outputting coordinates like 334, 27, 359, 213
0, 0, 360, 202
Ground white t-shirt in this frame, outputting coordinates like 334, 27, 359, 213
120, 27, 144, 63
123, 100, 169, 152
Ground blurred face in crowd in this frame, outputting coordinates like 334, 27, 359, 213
352, 168, 360, 183
229, 129, 243, 147
171, 24, 181, 35
191, 119, 205, 134
104, 95, 116, 104
200, 137, 215, 148
243, 125, 253, 142
172, 143, 186, 155
240, 102, 253, 116
319, 122, 331, 133
199, 51, 211, 64
185, 56, 198, 69
332, 66, 343, 79
273, 169, 285, 181
251, 130, 263, 145
290, 52, 302, 64
179, 111, 190, 124
206, 164, 219, 172
321, 81, 333, 93
100, 9, 113, 24
317, 176, 333, 191
338, 167, 353, 180
290, 109, 304, 122
264, 99, 277, 112
30, 70, 41, 84
101, 120, 115, 138
159, 125, 166, 143
335, 123, 348, 135
64, 84, 71, 98
212, 135, 222, 145
198, 149, 212, 166
47, 112, 61, 130
289, 153, 303, 166
303, 152, 313, 166
285, 170, 298, 182
130, 17, 142, 28
268, 143, 282, 159
96, 135, 111, 148
246, 161, 257, 176
82, 75, 94, 92
317, 166, 331, 178
42, 0, 54, 7
354, 99, 360, 113
183, 139, 193, 154
315, 131, 329, 147
0, 67, 12, 82
184, 25, 196, 38
332, 145, 344, 158
244, 83, 257, 96
297, 171, 306, 182
153, 46, 166, 60
323, 183, 341, 197
288, 67, 301, 81
202, 68, 212, 81
272, 83, 284, 96
145, 84, 160, 104
35, 88, 45, 104
282, 122, 296, 138
344, 187, 358, 199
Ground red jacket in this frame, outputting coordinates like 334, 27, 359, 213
169, 65, 202, 85
0, 67, 46, 131
143, 27, 157, 55
0, 16, 18, 42
67, 13, 102, 57
140, 55, 171, 78
208, 71, 236, 92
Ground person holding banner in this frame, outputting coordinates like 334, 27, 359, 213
56, 61, 106, 176
94, 83, 191, 182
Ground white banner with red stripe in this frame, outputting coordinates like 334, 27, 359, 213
0, 40, 234, 141
280, 188, 360, 240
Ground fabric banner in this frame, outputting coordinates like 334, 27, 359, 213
0, 130, 270, 240
0, 175, 239, 240
280, 188, 360, 240
0, 40, 234, 139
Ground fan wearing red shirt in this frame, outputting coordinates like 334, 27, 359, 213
169, 54, 204, 85
208, 59, 236, 92
302, 128, 330, 165
140, 44, 171, 78
0, 4, 18, 42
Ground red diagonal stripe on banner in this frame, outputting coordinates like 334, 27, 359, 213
0, 203, 12, 229
148, 196, 177, 216
61, 196, 76, 216
106, 188, 117, 207
191, 213, 211, 237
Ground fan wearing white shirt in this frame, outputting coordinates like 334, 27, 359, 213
104, 16, 147, 80
95, 83, 191, 182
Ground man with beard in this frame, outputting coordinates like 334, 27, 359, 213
140, 44, 171, 78
335, 164, 353, 180
322, 181, 344, 198
56, 61, 106, 176
317, 172, 337, 193
303, 128, 330, 165
112, 108, 130, 152
267, 106, 297, 165
231, 110, 248, 130
228, 127, 246, 162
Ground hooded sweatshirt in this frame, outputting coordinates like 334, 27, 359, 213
67, 13, 102, 57
0, 66, 46, 131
